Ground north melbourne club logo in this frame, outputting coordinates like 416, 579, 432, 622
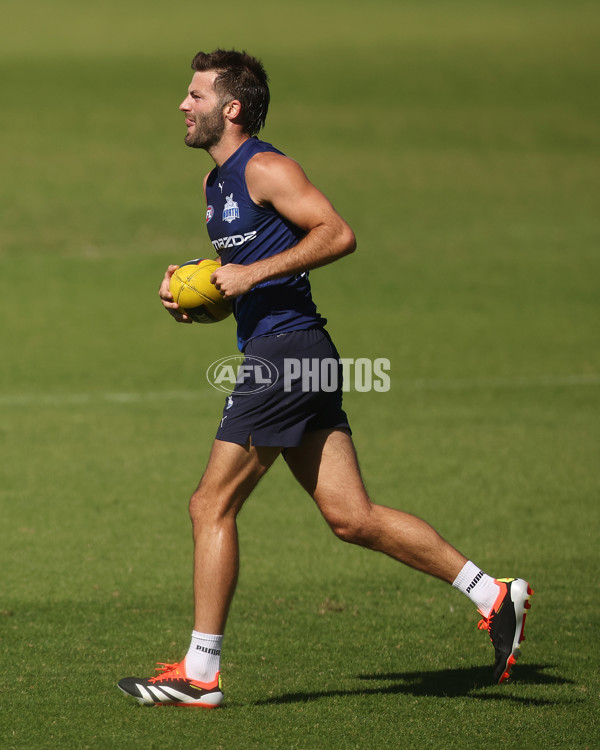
222, 194, 240, 224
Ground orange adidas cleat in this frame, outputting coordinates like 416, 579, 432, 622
118, 661, 223, 707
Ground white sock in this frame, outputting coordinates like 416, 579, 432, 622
452, 561, 501, 617
184, 631, 223, 682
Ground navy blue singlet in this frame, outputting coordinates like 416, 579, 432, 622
204, 137, 326, 351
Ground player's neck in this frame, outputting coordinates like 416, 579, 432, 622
208, 132, 252, 168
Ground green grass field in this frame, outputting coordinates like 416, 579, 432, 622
1, 1, 599, 747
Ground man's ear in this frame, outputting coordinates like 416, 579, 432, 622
224, 99, 242, 123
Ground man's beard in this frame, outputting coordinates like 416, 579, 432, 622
185, 105, 226, 149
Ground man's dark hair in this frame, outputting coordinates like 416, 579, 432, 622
191, 49, 270, 136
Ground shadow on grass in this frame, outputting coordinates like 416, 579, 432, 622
254, 664, 574, 707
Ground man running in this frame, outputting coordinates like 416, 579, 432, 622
117, 49, 533, 708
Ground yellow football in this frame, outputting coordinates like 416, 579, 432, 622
169, 259, 233, 324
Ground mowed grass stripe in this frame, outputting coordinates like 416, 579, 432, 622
0, 373, 597, 408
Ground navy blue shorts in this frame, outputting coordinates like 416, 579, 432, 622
215, 328, 351, 448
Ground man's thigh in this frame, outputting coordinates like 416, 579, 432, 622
193, 439, 282, 517
284, 428, 370, 517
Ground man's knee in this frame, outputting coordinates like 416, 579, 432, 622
188, 485, 231, 529
188, 473, 251, 536
188, 487, 208, 521
188, 488, 208, 533
326, 508, 373, 546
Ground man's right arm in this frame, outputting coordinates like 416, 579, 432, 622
210, 152, 356, 300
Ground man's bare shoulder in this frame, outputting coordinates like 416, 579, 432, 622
245, 151, 309, 205
246, 149, 303, 176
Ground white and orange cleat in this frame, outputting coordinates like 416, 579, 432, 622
478, 577, 534, 684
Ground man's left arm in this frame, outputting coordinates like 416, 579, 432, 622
210, 152, 356, 299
